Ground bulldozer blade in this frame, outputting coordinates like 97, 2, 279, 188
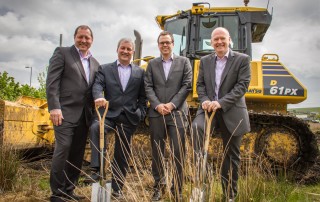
91, 180, 112, 202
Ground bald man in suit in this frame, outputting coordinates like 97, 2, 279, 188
46, 25, 100, 202
192, 27, 251, 201
145, 31, 192, 201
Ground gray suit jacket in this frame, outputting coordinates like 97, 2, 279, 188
46, 45, 100, 125
196, 50, 251, 136
92, 61, 147, 126
144, 55, 192, 118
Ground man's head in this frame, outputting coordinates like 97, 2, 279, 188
117, 38, 135, 66
157, 31, 174, 59
74, 25, 93, 56
211, 27, 231, 58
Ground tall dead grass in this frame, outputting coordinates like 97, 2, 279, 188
0, 145, 20, 193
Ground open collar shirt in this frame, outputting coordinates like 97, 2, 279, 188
76, 47, 92, 83
117, 60, 132, 91
215, 49, 229, 100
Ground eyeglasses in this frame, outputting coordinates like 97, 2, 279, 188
159, 41, 173, 45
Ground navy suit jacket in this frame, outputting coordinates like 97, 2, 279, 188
92, 61, 147, 126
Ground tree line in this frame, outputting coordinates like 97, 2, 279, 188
0, 71, 46, 101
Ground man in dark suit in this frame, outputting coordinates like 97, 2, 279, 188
46, 25, 100, 201
144, 31, 192, 201
192, 27, 251, 201
89, 38, 147, 199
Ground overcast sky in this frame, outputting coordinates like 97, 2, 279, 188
0, 0, 319, 108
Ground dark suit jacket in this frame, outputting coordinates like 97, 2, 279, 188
46, 45, 100, 125
92, 61, 147, 126
196, 49, 251, 136
144, 55, 192, 118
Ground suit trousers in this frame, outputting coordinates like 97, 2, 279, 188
50, 112, 88, 201
192, 110, 242, 198
150, 113, 186, 193
90, 113, 136, 191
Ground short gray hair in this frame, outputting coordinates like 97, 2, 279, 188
117, 38, 135, 51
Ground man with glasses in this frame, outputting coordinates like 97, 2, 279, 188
144, 31, 192, 201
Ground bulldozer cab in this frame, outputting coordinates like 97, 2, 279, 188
157, 3, 272, 59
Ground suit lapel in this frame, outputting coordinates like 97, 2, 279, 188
89, 57, 96, 85
111, 61, 123, 92
166, 55, 176, 81
209, 54, 216, 93
71, 46, 88, 84
124, 64, 136, 92
157, 58, 166, 82
220, 50, 234, 87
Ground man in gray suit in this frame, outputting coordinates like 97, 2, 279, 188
192, 27, 251, 201
89, 38, 147, 199
144, 31, 192, 201
46, 25, 100, 201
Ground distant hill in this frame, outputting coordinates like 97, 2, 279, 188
288, 107, 320, 113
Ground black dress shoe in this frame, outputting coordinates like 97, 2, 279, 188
112, 190, 124, 199
83, 171, 100, 184
151, 189, 162, 201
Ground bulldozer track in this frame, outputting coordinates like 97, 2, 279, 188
249, 111, 319, 170
249, 111, 320, 184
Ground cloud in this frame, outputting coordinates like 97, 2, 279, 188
0, 0, 319, 107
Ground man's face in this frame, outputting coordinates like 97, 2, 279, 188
211, 29, 230, 57
158, 35, 174, 57
117, 41, 134, 65
74, 28, 93, 54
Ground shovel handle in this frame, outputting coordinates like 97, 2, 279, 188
95, 102, 109, 150
203, 110, 215, 153
201, 110, 215, 180
95, 102, 109, 182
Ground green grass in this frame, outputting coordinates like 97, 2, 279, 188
288, 107, 320, 113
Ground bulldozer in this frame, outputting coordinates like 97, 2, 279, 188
132, 1, 319, 173
0, 1, 318, 179
0, 96, 54, 155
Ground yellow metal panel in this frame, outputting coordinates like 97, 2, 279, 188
1, 97, 54, 149
250, 61, 259, 86
192, 60, 200, 98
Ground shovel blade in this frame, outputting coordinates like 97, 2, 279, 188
190, 187, 206, 202
91, 182, 112, 202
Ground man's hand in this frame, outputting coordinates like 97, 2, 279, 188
201, 100, 211, 110
164, 103, 174, 113
156, 103, 170, 115
95, 98, 107, 108
207, 101, 221, 112
50, 109, 64, 126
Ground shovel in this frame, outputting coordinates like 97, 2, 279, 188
190, 110, 215, 202
91, 102, 112, 202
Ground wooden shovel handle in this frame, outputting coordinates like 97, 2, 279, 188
203, 110, 215, 153
95, 102, 109, 151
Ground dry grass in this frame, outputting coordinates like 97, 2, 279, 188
1, 123, 320, 201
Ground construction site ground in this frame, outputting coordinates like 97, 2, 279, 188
1, 122, 320, 202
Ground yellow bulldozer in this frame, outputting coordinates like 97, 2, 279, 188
133, 1, 319, 172
0, 1, 318, 179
